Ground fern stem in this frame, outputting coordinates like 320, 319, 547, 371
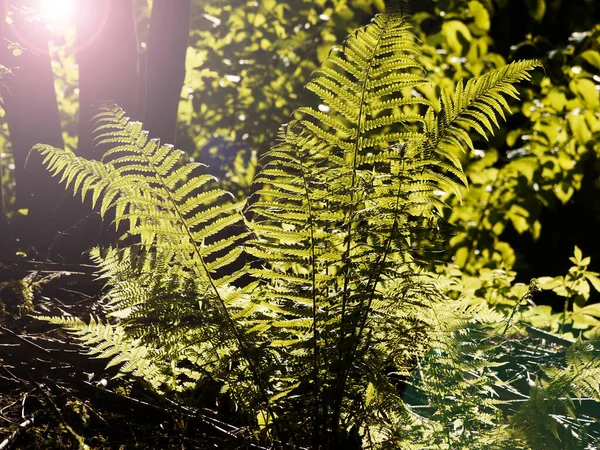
502, 280, 538, 337
337, 160, 408, 428
131, 131, 284, 444
299, 160, 322, 447
333, 13, 391, 442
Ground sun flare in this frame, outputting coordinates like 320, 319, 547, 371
38, 0, 77, 24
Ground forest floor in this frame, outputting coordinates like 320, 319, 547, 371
0, 260, 254, 449
3, 259, 600, 449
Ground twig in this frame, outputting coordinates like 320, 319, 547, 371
30, 379, 87, 450
0, 258, 97, 272
0, 416, 35, 450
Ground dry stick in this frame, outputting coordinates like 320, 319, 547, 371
0, 416, 35, 450
0, 326, 52, 354
31, 379, 87, 450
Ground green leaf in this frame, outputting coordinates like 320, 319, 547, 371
579, 303, 600, 317
269, 382, 301, 403
442, 20, 472, 55
584, 273, 600, 293
573, 246, 583, 264
571, 312, 600, 329
570, 78, 600, 109
580, 50, 600, 69
547, 89, 567, 112
469, 1, 490, 32
524, 0, 546, 21
507, 204, 530, 234
537, 276, 563, 290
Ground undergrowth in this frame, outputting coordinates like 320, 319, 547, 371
32, 3, 600, 449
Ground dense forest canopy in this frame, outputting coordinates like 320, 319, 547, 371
0, 0, 600, 448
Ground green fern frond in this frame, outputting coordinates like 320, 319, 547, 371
35, 107, 280, 425
429, 60, 542, 155
507, 338, 600, 449
247, 6, 475, 438
35, 106, 252, 291
39, 315, 170, 390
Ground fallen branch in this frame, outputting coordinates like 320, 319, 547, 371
0, 416, 35, 450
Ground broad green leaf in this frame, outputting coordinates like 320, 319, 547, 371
584, 273, 600, 292
524, 0, 546, 21
442, 20, 472, 55
570, 78, 600, 109
573, 246, 583, 264
580, 50, 600, 69
469, 1, 490, 32
537, 276, 563, 290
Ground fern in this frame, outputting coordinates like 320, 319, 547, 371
247, 5, 538, 444
427, 60, 541, 158
30, 4, 555, 448
35, 108, 275, 418
508, 338, 600, 450
39, 315, 170, 390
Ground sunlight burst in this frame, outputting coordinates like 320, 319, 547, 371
38, 0, 77, 24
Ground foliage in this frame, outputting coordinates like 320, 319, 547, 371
181, 0, 384, 198
388, 0, 600, 338
179, 0, 600, 343
407, 305, 600, 450
444, 21, 600, 276
30, 4, 600, 448
532, 247, 600, 336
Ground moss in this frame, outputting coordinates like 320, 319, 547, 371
0, 279, 35, 320
64, 399, 91, 428
0, 299, 5, 325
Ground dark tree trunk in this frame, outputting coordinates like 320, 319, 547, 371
143, 0, 190, 145
76, 0, 139, 157
0, 0, 73, 259
1, 0, 190, 261
0, 0, 9, 249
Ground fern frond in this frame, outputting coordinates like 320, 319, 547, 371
33, 3, 547, 446
35, 107, 282, 428
428, 60, 541, 155
39, 315, 170, 390
247, 6, 471, 439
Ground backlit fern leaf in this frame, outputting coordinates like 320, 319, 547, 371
508, 338, 600, 449
35, 105, 253, 295
39, 315, 170, 390
34, 108, 269, 403
428, 60, 542, 155
249, 5, 464, 437
243, 4, 540, 439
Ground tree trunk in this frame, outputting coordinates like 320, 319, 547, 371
76, 0, 139, 157
143, 0, 190, 145
0, 0, 71, 259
